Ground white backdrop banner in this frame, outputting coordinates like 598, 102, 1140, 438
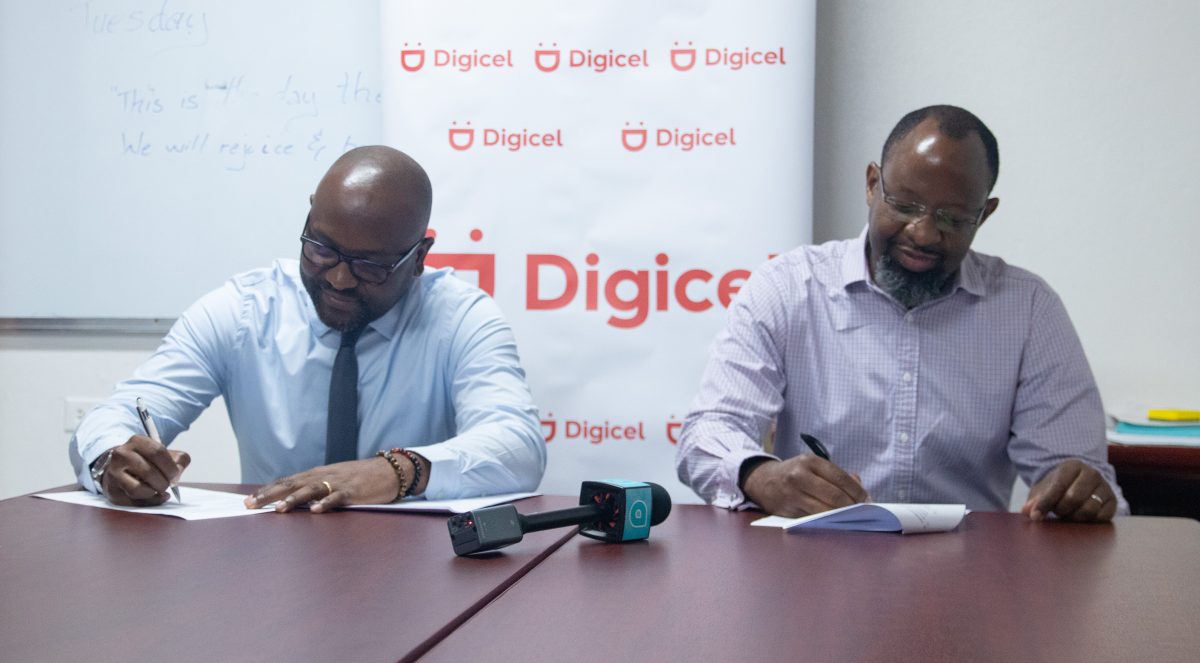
382, 0, 814, 503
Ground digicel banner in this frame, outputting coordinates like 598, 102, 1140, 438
383, 0, 815, 503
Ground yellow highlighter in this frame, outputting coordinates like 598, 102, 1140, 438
1147, 409, 1200, 422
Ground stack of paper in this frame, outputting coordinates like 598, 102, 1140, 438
751, 503, 967, 535
1108, 407, 1200, 447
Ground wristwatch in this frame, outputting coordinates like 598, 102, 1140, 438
89, 449, 115, 495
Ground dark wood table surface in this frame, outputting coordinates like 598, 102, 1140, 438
420, 505, 1200, 663
0, 484, 576, 663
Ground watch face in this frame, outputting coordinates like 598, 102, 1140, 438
90, 450, 113, 484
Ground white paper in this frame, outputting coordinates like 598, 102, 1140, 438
345, 491, 541, 514
751, 503, 967, 534
33, 487, 276, 520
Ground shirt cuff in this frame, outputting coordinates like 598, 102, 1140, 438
407, 444, 458, 500
711, 450, 778, 510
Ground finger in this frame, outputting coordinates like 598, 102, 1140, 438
139, 438, 186, 485
1026, 465, 1076, 521
807, 458, 870, 504
1096, 496, 1118, 523
245, 474, 308, 509
1052, 471, 1105, 521
169, 450, 192, 475
310, 485, 350, 514
275, 480, 333, 513
119, 447, 175, 494
1069, 481, 1116, 523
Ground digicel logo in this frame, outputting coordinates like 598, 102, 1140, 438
669, 41, 787, 71
621, 122, 737, 152
539, 412, 686, 445
428, 228, 766, 329
527, 252, 751, 329
533, 43, 650, 73
448, 121, 564, 152
398, 43, 514, 72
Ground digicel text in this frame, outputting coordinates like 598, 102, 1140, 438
657, 127, 735, 151
568, 48, 649, 72
434, 49, 514, 72
705, 47, 786, 70
526, 253, 751, 329
483, 128, 563, 151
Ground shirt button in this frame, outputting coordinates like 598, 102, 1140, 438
905, 314, 914, 324
898, 490, 908, 501
902, 371, 912, 382
899, 432, 910, 443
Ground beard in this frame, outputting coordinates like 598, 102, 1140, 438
873, 251, 953, 310
300, 269, 371, 332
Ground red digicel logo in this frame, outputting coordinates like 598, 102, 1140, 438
527, 252, 750, 329
399, 43, 514, 72
540, 413, 685, 445
427, 230, 760, 329
448, 121, 564, 152
532, 43, 650, 73
621, 122, 736, 152
669, 42, 787, 71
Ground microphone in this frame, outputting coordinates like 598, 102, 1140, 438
448, 480, 672, 556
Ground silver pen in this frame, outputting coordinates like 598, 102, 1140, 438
136, 397, 182, 502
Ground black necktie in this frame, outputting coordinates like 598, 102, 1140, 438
325, 327, 363, 465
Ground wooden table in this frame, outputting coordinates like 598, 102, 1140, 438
0, 485, 575, 663
421, 506, 1200, 663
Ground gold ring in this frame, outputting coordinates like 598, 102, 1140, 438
1089, 494, 1104, 505
321, 480, 333, 497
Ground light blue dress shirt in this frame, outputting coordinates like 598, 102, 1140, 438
678, 229, 1126, 513
70, 260, 546, 499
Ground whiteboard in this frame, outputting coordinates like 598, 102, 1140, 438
0, 0, 383, 319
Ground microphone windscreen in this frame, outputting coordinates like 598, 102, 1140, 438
647, 482, 672, 526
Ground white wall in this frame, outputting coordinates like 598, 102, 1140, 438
2, 0, 1197, 503
813, 0, 1200, 415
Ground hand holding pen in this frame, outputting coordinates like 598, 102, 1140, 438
90, 399, 191, 507
739, 433, 869, 518
137, 398, 181, 502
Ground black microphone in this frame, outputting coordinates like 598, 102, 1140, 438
448, 480, 672, 556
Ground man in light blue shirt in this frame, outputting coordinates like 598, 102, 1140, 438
70, 146, 545, 511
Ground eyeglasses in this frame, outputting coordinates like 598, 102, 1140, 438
876, 164, 985, 236
299, 233, 425, 285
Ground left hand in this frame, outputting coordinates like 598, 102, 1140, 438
1022, 459, 1118, 523
243, 457, 401, 514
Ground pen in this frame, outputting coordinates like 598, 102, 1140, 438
799, 433, 830, 461
136, 397, 181, 503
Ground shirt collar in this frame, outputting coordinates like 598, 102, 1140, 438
840, 225, 987, 298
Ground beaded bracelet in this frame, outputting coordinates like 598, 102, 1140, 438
391, 448, 423, 497
375, 450, 410, 501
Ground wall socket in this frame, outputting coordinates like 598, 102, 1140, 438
63, 398, 103, 433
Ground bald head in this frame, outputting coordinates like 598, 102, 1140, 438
313, 146, 433, 242
301, 146, 436, 331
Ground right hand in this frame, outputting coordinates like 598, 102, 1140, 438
100, 435, 191, 507
741, 455, 869, 518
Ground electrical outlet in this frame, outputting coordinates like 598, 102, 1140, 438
64, 398, 103, 433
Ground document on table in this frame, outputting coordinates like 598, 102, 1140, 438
34, 487, 275, 521
751, 503, 967, 534
346, 491, 541, 514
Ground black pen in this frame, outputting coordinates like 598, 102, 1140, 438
799, 433, 830, 461
136, 397, 181, 502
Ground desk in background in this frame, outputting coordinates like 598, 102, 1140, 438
1110, 443, 1200, 519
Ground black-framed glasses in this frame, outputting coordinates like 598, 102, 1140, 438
299, 233, 425, 285
875, 163, 985, 236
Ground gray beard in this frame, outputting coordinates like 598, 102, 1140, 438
873, 253, 953, 310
